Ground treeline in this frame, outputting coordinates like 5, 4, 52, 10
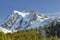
45, 21, 60, 38
0, 29, 59, 40
0, 20, 60, 40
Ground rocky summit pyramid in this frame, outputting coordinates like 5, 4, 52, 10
0, 10, 59, 33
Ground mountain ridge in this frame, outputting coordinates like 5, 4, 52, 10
0, 10, 60, 33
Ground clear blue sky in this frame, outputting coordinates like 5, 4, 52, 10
0, 0, 60, 23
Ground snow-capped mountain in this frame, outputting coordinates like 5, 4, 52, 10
0, 10, 59, 33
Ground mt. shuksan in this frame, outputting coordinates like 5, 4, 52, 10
0, 10, 58, 33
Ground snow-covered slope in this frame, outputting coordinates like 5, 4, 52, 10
0, 10, 58, 33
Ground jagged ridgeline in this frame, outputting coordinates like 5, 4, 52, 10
0, 10, 50, 33
0, 10, 60, 40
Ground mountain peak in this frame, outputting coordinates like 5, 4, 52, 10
0, 10, 59, 33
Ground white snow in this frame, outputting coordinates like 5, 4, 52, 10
14, 11, 30, 17
0, 27, 12, 33
37, 14, 42, 19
